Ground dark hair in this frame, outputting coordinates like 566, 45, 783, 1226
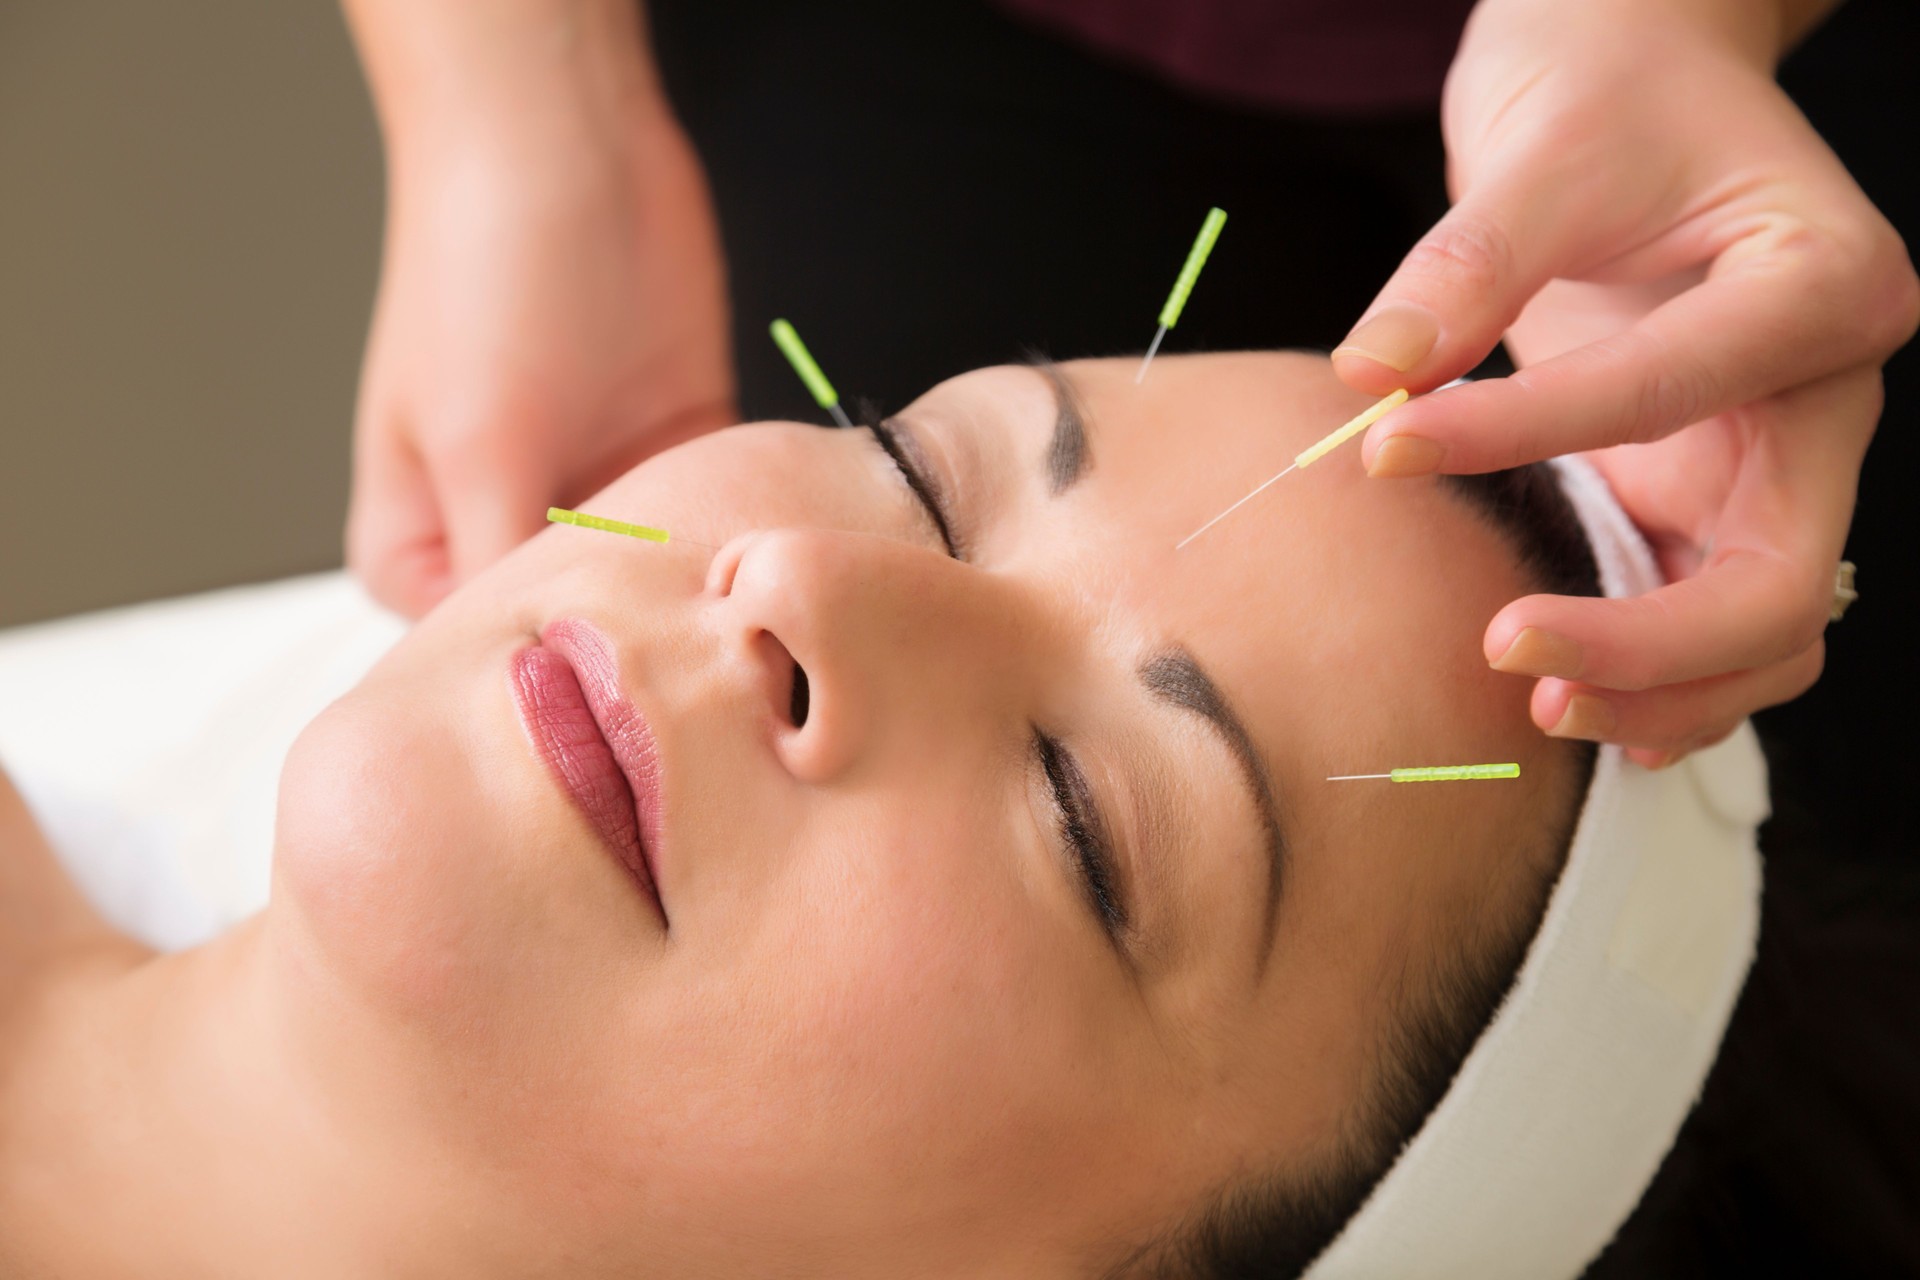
1112, 464, 1603, 1280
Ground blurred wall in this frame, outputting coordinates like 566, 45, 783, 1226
0, 1, 381, 627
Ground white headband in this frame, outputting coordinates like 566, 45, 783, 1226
1304, 456, 1768, 1279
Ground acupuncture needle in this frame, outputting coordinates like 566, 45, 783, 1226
547, 507, 716, 550
1136, 207, 1228, 385
1175, 387, 1410, 550
770, 318, 853, 429
1327, 763, 1521, 783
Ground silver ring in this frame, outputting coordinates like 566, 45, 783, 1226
1830, 560, 1858, 622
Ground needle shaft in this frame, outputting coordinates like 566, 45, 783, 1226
1174, 463, 1296, 550
1134, 324, 1169, 384
1172, 388, 1411, 549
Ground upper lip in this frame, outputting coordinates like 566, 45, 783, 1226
540, 619, 669, 919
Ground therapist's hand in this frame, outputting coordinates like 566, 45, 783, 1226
347, 66, 734, 618
1333, 0, 1918, 766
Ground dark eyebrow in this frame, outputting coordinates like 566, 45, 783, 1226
1139, 648, 1288, 969
1025, 356, 1091, 495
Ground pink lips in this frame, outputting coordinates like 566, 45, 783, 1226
510, 620, 666, 921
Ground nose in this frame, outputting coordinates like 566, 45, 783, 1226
708, 528, 1004, 785
709, 529, 877, 783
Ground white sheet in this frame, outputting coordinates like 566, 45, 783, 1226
0, 572, 404, 949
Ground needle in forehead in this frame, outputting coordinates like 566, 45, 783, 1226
1173, 462, 1296, 551
1327, 763, 1522, 782
1173, 389, 1410, 550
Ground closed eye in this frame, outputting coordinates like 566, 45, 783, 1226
1035, 728, 1129, 942
863, 417, 960, 559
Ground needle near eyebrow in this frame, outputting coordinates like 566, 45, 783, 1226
1328, 763, 1521, 782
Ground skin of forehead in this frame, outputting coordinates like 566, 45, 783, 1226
910, 354, 1575, 1108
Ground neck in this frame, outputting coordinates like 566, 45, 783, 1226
0, 916, 519, 1278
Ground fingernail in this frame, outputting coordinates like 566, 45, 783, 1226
1332, 303, 1440, 373
1492, 627, 1584, 679
1547, 694, 1615, 742
1368, 435, 1446, 478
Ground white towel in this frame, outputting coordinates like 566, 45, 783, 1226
0, 573, 405, 949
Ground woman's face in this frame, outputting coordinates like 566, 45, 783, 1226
275, 353, 1573, 1273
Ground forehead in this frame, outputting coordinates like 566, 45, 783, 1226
909, 353, 1559, 929
916, 353, 1539, 740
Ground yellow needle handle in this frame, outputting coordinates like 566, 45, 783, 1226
1294, 388, 1409, 470
1392, 763, 1521, 782
546, 507, 671, 543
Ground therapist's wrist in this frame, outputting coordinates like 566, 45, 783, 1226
347, 0, 673, 174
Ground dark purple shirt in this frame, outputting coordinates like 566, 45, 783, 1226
990, 0, 1479, 114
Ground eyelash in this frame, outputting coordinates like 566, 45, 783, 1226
862, 419, 959, 558
1035, 729, 1127, 940
860, 420, 1120, 943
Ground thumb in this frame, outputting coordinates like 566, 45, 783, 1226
347, 418, 456, 620
1332, 175, 1573, 396
438, 439, 559, 591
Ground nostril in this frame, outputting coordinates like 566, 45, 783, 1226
752, 629, 811, 732
788, 660, 811, 729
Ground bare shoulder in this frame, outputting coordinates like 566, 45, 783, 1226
0, 764, 114, 963
0, 769, 149, 1086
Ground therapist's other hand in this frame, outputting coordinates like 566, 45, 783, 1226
348, 104, 734, 618
1333, 0, 1918, 766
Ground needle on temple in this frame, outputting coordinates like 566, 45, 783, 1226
1174, 388, 1410, 550
770, 318, 853, 428
547, 507, 716, 550
1136, 207, 1227, 385
1327, 764, 1521, 783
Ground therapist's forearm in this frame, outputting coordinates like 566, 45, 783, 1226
340, 0, 671, 165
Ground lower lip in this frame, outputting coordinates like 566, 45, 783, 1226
510, 642, 664, 917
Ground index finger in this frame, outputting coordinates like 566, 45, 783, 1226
437, 433, 560, 589
1361, 224, 1911, 475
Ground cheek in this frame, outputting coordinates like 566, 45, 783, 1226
270, 656, 624, 1036
618, 791, 1122, 1236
